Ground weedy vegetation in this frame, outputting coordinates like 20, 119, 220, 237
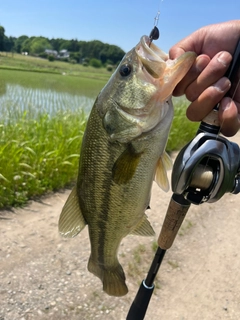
167, 97, 198, 152
127, 244, 148, 281
151, 240, 159, 252
167, 260, 179, 269
178, 219, 194, 236
0, 54, 198, 209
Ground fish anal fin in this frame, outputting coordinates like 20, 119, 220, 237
162, 151, 173, 170
112, 144, 142, 185
131, 214, 155, 237
155, 151, 172, 192
58, 186, 86, 238
88, 257, 128, 297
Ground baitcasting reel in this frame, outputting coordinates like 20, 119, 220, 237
172, 131, 240, 205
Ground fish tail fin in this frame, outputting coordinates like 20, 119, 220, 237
88, 257, 128, 297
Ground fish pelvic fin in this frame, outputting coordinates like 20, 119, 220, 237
58, 186, 86, 238
88, 257, 128, 297
155, 151, 172, 192
130, 214, 155, 236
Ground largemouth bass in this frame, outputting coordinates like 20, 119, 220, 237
59, 36, 196, 296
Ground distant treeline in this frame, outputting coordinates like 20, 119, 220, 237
0, 25, 125, 66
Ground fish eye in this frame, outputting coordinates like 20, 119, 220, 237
119, 64, 132, 77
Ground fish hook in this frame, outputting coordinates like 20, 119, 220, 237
149, 26, 160, 46
149, 10, 160, 46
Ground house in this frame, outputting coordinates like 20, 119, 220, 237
45, 49, 58, 57
58, 49, 70, 59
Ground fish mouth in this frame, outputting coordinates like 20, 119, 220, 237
135, 36, 168, 79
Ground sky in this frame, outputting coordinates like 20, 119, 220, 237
1, 0, 239, 53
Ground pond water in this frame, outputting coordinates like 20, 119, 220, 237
0, 83, 95, 122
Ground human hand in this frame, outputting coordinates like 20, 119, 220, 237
169, 20, 240, 136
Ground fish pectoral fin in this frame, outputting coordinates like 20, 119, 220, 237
58, 186, 86, 238
112, 144, 142, 184
155, 151, 172, 192
130, 214, 155, 236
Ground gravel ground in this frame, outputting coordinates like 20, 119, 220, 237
1, 133, 240, 320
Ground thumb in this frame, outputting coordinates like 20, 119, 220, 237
219, 97, 240, 136
169, 46, 186, 59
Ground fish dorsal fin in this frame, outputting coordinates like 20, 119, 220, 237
58, 186, 86, 238
112, 144, 142, 185
130, 214, 155, 236
155, 151, 172, 192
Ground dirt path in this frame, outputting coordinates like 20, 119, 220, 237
1, 133, 240, 320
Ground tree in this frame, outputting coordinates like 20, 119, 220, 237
100, 45, 125, 65
59, 40, 72, 51
4, 36, 16, 52
69, 39, 80, 52
30, 37, 52, 54
50, 38, 62, 51
89, 58, 102, 68
69, 52, 82, 63
0, 25, 125, 63
14, 35, 29, 53
22, 37, 34, 53
0, 26, 5, 51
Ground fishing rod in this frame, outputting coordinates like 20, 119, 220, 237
126, 36, 240, 320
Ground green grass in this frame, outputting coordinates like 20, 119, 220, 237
0, 52, 111, 80
0, 54, 199, 209
0, 110, 86, 208
0, 95, 197, 209
0, 56, 109, 209
167, 98, 198, 152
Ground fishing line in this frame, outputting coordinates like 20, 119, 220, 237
153, 10, 160, 28
230, 78, 240, 101
149, 0, 164, 45
154, 0, 164, 26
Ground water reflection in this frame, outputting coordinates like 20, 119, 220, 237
0, 84, 95, 121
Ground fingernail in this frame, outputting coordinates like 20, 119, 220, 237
217, 52, 232, 67
213, 78, 231, 93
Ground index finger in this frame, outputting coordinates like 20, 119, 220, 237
172, 54, 210, 96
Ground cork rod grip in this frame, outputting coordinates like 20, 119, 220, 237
201, 108, 220, 127
158, 194, 191, 250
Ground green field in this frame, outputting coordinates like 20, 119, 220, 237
0, 52, 112, 79
0, 53, 198, 209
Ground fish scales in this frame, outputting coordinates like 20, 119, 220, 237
59, 36, 196, 296
78, 102, 167, 296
